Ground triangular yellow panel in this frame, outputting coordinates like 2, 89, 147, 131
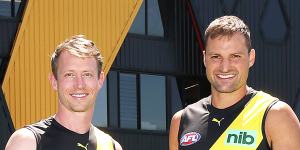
2, 0, 143, 129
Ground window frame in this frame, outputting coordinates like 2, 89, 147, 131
116, 71, 167, 131
0, 0, 23, 18
140, 74, 166, 130
128, 0, 165, 38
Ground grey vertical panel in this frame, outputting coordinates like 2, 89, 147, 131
0, 88, 14, 150
174, 0, 203, 77
0, 19, 18, 57
108, 71, 119, 128
119, 73, 137, 129
282, 0, 300, 107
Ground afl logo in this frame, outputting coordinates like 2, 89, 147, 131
180, 132, 201, 146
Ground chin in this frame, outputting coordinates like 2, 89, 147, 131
71, 108, 89, 112
217, 89, 236, 93
214, 85, 237, 93
70, 105, 91, 112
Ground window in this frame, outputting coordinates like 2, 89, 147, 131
117, 72, 166, 130
140, 74, 166, 130
260, 0, 288, 43
129, 1, 145, 34
92, 79, 107, 127
103, 71, 168, 130
147, 0, 164, 36
0, 0, 22, 17
129, 0, 164, 37
119, 73, 137, 129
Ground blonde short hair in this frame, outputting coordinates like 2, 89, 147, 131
51, 35, 103, 78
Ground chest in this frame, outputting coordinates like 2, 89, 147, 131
179, 109, 240, 150
38, 129, 89, 150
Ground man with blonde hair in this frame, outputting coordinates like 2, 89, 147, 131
6, 35, 122, 150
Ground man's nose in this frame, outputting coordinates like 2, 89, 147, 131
220, 59, 230, 72
75, 76, 85, 89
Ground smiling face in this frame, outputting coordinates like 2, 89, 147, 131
50, 51, 104, 113
204, 33, 255, 94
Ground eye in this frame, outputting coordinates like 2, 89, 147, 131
83, 72, 94, 78
64, 73, 75, 78
232, 54, 241, 59
210, 55, 220, 59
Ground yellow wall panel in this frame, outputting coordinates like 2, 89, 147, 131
3, 0, 143, 129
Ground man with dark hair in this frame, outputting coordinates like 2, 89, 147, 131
169, 16, 300, 150
6, 35, 122, 150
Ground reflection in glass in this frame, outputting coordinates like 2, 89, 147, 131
129, 1, 145, 34
0, 0, 21, 17
147, 0, 164, 36
92, 79, 107, 127
140, 74, 166, 130
120, 73, 137, 129
129, 0, 164, 37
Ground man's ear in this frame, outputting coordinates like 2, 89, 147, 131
249, 49, 256, 68
49, 73, 58, 91
98, 71, 105, 87
203, 50, 207, 67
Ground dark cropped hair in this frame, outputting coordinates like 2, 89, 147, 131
205, 16, 251, 50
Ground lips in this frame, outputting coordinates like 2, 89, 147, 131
217, 74, 235, 79
70, 93, 88, 98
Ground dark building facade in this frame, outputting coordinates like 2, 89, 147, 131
1, 0, 300, 149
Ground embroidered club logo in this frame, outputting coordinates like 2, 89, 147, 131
180, 132, 201, 146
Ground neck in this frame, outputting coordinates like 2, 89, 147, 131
211, 86, 249, 109
54, 105, 94, 134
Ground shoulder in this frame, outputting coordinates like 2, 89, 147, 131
266, 101, 298, 123
171, 110, 184, 129
170, 96, 210, 129
172, 110, 184, 120
169, 110, 184, 150
169, 110, 184, 138
170, 109, 184, 132
265, 100, 300, 149
188, 96, 211, 108
113, 139, 123, 150
93, 127, 123, 150
93, 126, 113, 139
5, 128, 36, 150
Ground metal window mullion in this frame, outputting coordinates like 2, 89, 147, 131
11, 0, 15, 17
145, 0, 148, 35
117, 72, 121, 128
136, 74, 141, 130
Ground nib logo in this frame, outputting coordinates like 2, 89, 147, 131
225, 130, 257, 147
